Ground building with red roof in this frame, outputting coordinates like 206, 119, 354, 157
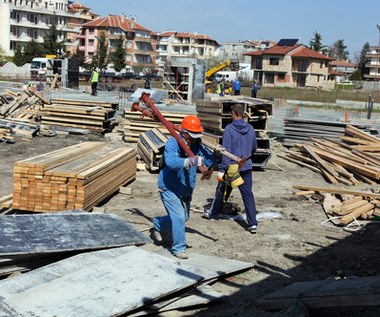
78, 14, 157, 71
245, 39, 335, 89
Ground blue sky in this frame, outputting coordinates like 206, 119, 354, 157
83, 0, 380, 60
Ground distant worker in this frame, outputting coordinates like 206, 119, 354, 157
144, 77, 152, 90
251, 80, 260, 98
216, 79, 225, 96
89, 66, 99, 96
152, 115, 216, 259
232, 78, 241, 95
203, 103, 258, 233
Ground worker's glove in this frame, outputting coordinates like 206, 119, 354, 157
184, 156, 204, 169
217, 171, 225, 182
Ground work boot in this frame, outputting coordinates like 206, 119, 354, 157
174, 252, 188, 259
152, 228, 162, 242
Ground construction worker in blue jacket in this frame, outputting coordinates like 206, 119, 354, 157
152, 115, 216, 259
204, 103, 258, 233
232, 78, 241, 95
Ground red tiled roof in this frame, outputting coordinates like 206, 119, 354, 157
290, 47, 333, 60
329, 59, 357, 67
158, 31, 176, 37
157, 31, 219, 45
244, 50, 264, 56
69, 3, 90, 10
82, 15, 151, 33
264, 44, 300, 55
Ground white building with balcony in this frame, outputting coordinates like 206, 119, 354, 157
0, 0, 78, 56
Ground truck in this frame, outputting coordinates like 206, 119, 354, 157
30, 57, 62, 81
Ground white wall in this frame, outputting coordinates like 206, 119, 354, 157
0, 62, 31, 78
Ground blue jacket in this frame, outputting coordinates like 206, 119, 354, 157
158, 136, 216, 198
220, 119, 257, 173
232, 80, 241, 91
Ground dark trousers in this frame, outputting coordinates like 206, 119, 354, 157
233, 90, 240, 95
209, 169, 257, 226
91, 82, 98, 95
251, 91, 257, 98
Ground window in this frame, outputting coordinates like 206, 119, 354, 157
278, 73, 285, 80
88, 39, 94, 46
320, 61, 323, 68
270, 57, 279, 65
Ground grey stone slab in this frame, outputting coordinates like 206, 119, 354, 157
0, 246, 212, 317
0, 212, 151, 256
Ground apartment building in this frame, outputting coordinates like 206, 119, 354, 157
79, 14, 157, 71
0, 0, 76, 56
220, 40, 275, 63
156, 31, 220, 70
364, 46, 380, 81
66, 2, 98, 56
329, 59, 357, 82
246, 39, 334, 89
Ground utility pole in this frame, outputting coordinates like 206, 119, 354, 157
377, 24, 380, 47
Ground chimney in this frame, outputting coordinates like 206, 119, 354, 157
131, 15, 136, 28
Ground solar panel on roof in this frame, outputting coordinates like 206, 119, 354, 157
277, 39, 299, 46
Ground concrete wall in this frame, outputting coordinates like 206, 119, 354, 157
0, 62, 31, 78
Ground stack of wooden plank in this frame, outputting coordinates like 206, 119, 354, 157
293, 185, 380, 225
0, 90, 46, 121
39, 98, 118, 132
0, 118, 40, 139
137, 128, 168, 171
196, 97, 273, 168
281, 125, 380, 186
124, 109, 187, 142
283, 118, 371, 147
12, 142, 136, 212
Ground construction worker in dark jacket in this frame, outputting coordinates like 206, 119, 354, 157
204, 103, 258, 233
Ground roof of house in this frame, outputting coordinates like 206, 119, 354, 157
245, 43, 333, 60
82, 15, 151, 33
329, 59, 357, 67
290, 47, 333, 60
157, 31, 219, 45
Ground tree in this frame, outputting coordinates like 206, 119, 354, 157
328, 39, 349, 60
71, 47, 88, 68
0, 45, 7, 62
92, 31, 108, 69
23, 39, 44, 62
356, 42, 370, 79
110, 36, 126, 72
43, 19, 65, 57
13, 45, 26, 66
308, 31, 328, 54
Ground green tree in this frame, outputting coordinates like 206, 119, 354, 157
308, 31, 324, 52
43, 19, 65, 57
71, 47, 87, 68
12, 45, 26, 66
92, 31, 108, 69
0, 45, 7, 62
356, 42, 370, 79
329, 39, 349, 60
110, 36, 126, 72
23, 39, 44, 63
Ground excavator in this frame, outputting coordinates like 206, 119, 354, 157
205, 59, 240, 94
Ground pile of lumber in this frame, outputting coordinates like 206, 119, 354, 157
196, 97, 273, 167
124, 109, 188, 142
0, 90, 46, 121
280, 125, 380, 186
12, 142, 136, 212
293, 185, 380, 225
39, 98, 118, 132
137, 128, 168, 171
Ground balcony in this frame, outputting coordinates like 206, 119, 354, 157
365, 63, 380, 68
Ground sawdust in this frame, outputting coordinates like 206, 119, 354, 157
1, 134, 379, 316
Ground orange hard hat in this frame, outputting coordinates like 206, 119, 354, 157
181, 115, 204, 133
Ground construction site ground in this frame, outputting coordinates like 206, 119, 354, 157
1, 131, 379, 317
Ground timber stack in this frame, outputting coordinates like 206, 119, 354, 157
12, 142, 136, 212
196, 96, 273, 167
39, 98, 118, 132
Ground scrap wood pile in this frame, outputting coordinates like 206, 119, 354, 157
12, 142, 136, 212
39, 98, 118, 132
0, 90, 46, 121
280, 125, 380, 186
293, 185, 380, 225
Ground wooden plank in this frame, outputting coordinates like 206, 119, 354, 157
292, 185, 380, 199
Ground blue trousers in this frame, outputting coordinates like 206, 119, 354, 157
153, 190, 190, 255
209, 170, 257, 227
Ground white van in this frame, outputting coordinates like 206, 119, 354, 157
30, 57, 62, 80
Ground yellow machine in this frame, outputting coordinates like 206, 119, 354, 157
205, 59, 239, 93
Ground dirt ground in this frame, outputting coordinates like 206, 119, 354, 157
1, 132, 380, 317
